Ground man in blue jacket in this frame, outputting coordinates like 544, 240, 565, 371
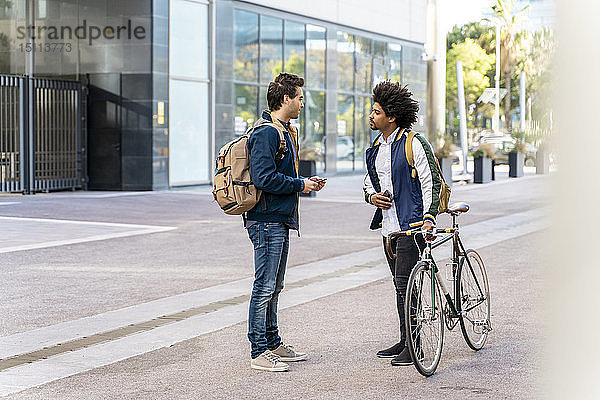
363, 81, 442, 366
246, 72, 325, 372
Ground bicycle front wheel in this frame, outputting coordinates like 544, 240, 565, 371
457, 249, 491, 350
405, 261, 444, 377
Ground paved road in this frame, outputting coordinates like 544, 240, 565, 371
0, 168, 550, 399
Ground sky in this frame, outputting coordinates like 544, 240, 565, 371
439, 0, 489, 33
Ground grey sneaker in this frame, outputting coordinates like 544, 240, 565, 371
251, 350, 289, 372
271, 343, 308, 362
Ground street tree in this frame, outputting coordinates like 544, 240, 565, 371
514, 27, 555, 131
446, 38, 494, 129
447, 22, 495, 54
489, 0, 529, 130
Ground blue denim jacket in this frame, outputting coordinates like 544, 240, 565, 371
246, 110, 304, 227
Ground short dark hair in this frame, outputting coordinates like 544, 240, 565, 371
267, 72, 305, 111
372, 80, 419, 129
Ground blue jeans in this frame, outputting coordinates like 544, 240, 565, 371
247, 222, 289, 359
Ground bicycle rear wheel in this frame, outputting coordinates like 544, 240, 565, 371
457, 249, 491, 350
405, 261, 444, 377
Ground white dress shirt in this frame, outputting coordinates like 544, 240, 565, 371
363, 128, 437, 237
374, 128, 401, 236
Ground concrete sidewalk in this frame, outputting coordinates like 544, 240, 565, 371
0, 170, 551, 398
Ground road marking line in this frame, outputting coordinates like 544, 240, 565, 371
0, 207, 550, 396
0, 217, 175, 254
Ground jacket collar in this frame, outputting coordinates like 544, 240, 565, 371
373, 127, 405, 146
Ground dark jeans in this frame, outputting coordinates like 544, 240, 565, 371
383, 234, 425, 346
247, 222, 289, 359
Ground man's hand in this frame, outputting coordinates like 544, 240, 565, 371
309, 176, 327, 191
370, 192, 393, 210
422, 220, 435, 241
302, 178, 319, 193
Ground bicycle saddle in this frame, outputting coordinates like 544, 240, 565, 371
447, 202, 470, 214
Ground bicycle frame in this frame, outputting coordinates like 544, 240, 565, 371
391, 213, 486, 322
388, 208, 491, 376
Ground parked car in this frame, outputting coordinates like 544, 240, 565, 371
472, 133, 536, 166
337, 136, 354, 160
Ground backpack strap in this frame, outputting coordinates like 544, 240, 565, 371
408, 132, 449, 186
405, 130, 418, 168
261, 122, 287, 162
248, 121, 288, 163
404, 130, 418, 178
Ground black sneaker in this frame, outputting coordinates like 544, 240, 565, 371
376, 342, 404, 358
391, 347, 413, 366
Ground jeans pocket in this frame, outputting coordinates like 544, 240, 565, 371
248, 224, 265, 250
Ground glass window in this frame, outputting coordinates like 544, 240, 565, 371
259, 86, 268, 114
354, 96, 372, 171
373, 41, 388, 86
306, 24, 326, 90
170, 0, 208, 79
284, 20, 305, 77
0, 0, 26, 74
355, 36, 372, 94
234, 84, 258, 136
337, 32, 355, 92
337, 94, 354, 171
260, 15, 282, 83
403, 45, 427, 130
234, 10, 258, 82
169, 80, 209, 185
300, 90, 325, 173
389, 43, 402, 83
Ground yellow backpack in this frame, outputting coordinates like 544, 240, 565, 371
404, 130, 451, 214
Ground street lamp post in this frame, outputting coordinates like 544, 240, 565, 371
494, 22, 501, 134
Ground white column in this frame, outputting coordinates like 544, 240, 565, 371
456, 61, 468, 175
425, 0, 445, 143
520, 71, 526, 132
494, 23, 500, 134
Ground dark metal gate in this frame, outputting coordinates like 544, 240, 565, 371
0, 75, 85, 193
0, 75, 23, 192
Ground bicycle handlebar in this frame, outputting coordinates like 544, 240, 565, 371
387, 227, 456, 240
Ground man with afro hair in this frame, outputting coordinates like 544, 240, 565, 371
363, 80, 442, 366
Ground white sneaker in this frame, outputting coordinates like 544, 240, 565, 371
250, 350, 289, 372
271, 343, 308, 362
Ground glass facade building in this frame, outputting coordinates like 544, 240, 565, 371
0, 0, 426, 190
217, 2, 427, 175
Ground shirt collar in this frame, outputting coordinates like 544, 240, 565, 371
277, 119, 291, 129
382, 127, 401, 144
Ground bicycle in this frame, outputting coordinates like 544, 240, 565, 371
386, 202, 492, 376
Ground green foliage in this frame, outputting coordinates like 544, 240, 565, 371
521, 27, 555, 129
446, 39, 494, 113
489, 0, 530, 128
447, 22, 495, 54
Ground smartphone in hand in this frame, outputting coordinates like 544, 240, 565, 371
382, 189, 392, 200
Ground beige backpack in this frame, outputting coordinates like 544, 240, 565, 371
213, 121, 287, 215
405, 130, 451, 214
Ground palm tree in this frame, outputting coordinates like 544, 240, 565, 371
490, 0, 528, 130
